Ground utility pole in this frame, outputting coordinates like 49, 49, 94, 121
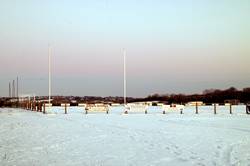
12, 80, 15, 98
16, 77, 19, 101
9, 82, 11, 98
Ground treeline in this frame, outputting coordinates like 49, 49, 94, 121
137, 87, 250, 104
51, 96, 136, 105
1, 87, 250, 107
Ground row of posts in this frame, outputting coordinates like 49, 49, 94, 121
117, 103, 245, 115
19, 102, 250, 115
195, 103, 233, 114
149, 103, 247, 115
19, 101, 46, 114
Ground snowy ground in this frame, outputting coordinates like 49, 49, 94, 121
1, 106, 250, 166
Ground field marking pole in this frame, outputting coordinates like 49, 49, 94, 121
214, 103, 217, 114
65, 104, 67, 114
85, 107, 88, 114
195, 102, 198, 114
106, 107, 109, 114
230, 104, 232, 114
43, 103, 46, 114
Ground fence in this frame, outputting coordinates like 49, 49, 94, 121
16, 102, 250, 115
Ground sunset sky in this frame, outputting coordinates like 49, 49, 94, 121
0, 0, 249, 97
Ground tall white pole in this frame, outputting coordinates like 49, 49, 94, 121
9, 82, 11, 98
48, 45, 51, 106
123, 49, 126, 106
16, 77, 19, 101
12, 80, 15, 98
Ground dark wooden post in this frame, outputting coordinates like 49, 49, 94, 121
180, 108, 183, 114
124, 106, 128, 114
163, 110, 166, 114
38, 103, 39, 112
65, 104, 67, 114
36, 102, 38, 112
43, 103, 46, 114
40, 103, 42, 112
229, 104, 232, 114
32, 102, 34, 111
214, 103, 217, 114
85, 107, 88, 114
246, 104, 250, 114
195, 102, 198, 114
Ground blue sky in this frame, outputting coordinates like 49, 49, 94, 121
0, 0, 250, 97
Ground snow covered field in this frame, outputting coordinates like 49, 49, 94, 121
1, 106, 250, 166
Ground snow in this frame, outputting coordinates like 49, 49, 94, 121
1, 106, 250, 166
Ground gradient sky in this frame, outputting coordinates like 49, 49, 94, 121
0, 0, 250, 97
